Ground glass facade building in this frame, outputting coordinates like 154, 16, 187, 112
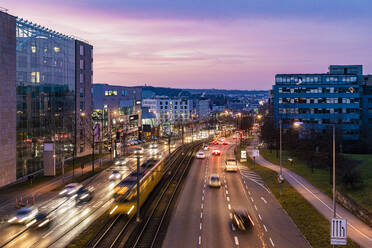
15, 18, 76, 177
273, 65, 363, 140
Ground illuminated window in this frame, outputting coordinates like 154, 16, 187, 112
54, 46, 60, 53
30, 72, 40, 83
104, 90, 118, 96
31, 46, 36, 53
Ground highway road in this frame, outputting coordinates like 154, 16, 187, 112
163, 137, 309, 248
0, 139, 182, 248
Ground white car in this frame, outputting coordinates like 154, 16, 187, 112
225, 159, 238, 172
59, 183, 83, 196
196, 151, 206, 159
109, 170, 122, 180
209, 174, 221, 187
114, 158, 126, 166
8, 207, 38, 225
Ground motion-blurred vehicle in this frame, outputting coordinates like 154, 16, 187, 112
8, 206, 38, 225
196, 151, 206, 159
232, 209, 254, 231
109, 170, 122, 180
222, 141, 228, 145
34, 212, 51, 228
212, 149, 221, 156
134, 147, 144, 154
59, 183, 83, 197
203, 145, 209, 151
76, 186, 95, 203
149, 143, 158, 149
115, 158, 126, 166
208, 174, 221, 187
225, 159, 238, 172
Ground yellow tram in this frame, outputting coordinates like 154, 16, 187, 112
109, 159, 165, 216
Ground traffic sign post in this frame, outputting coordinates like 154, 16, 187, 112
331, 218, 347, 245
240, 150, 247, 162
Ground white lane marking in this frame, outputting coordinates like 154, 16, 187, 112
202, 196, 204, 201
200, 223, 202, 230
230, 213, 233, 219
261, 197, 267, 204
228, 204, 231, 210
231, 224, 236, 231
269, 237, 275, 247
226, 190, 229, 195
42, 229, 54, 238
284, 170, 372, 241
203, 190, 205, 194
226, 196, 230, 202
200, 212, 203, 219
250, 197, 254, 202
254, 205, 258, 211
258, 214, 262, 220
234, 236, 239, 246
245, 185, 248, 189
248, 191, 251, 195
263, 224, 268, 232
201, 203, 203, 209
199, 235, 201, 245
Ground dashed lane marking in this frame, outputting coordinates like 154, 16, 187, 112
227, 196, 230, 202
200, 212, 203, 218
200, 223, 202, 230
270, 237, 275, 247
234, 236, 239, 246
263, 224, 268, 232
228, 204, 231, 210
199, 235, 201, 245
258, 214, 262, 220
254, 205, 258, 211
201, 203, 203, 209
261, 197, 267, 204
250, 197, 254, 202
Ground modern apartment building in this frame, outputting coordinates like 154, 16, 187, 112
0, 9, 93, 187
273, 65, 364, 140
142, 97, 193, 124
196, 99, 210, 120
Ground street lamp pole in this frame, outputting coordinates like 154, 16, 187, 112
279, 119, 283, 196
332, 124, 336, 219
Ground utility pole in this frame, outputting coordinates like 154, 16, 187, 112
92, 123, 95, 174
61, 115, 65, 184
279, 119, 283, 196
136, 153, 140, 222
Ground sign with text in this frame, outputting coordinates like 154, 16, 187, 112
240, 150, 247, 162
252, 149, 259, 157
331, 218, 347, 245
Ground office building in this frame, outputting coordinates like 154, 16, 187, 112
273, 65, 363, 140
196, 99, 210, 120
92, 84, 142, 146
0, 9, 93, 187
142, 97, 193, 124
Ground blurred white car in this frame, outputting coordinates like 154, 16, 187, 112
209, 174, 221, 188
59, 183, 83, 196
196, 151, 206, 159
8, 206, 38, 225
109, 170, 122, 180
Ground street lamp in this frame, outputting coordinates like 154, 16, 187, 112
279, 119, 283, 196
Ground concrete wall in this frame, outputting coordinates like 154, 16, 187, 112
0, 11, 16, 187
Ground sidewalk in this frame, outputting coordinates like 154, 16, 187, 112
0, 154, 112, 221
246, 143, 372, 247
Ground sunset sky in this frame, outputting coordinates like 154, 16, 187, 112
3, 0, 372, 90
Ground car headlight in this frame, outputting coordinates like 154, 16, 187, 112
59, 189, 67, 195
80, 193, 89, 200
8, 217, 17, 223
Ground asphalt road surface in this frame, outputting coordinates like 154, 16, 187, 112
163, 137, 309, 248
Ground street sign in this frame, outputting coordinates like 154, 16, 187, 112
241, 150, 247, 159
331, 218, 347, 245
252, 149, 259, 157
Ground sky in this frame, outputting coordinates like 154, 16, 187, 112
3, 0, 372, 90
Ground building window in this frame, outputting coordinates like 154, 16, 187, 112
80, 73, 84, 83
105, 90, 118, 96
31, 46, 36, 53
54, 46, 60, 53
30, 72, 40, 83
80, 45, 84, 56
80, 88, 84, 97
80, 59, 84, 70
80, 101, 85, 111
122, 90, 128, 96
